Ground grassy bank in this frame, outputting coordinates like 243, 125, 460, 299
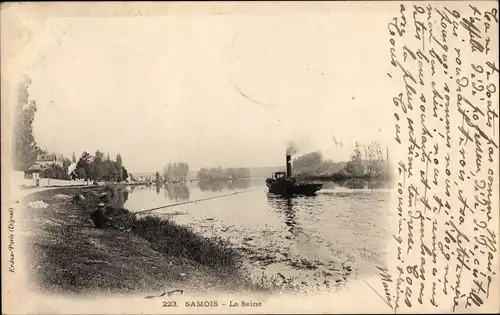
22, 185, 263, 295
82, 186, 243, 275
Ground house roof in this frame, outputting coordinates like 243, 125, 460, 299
37, 154, 57, 161
26, 164, 42, 173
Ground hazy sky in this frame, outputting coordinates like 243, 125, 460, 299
24, 7, 395, 173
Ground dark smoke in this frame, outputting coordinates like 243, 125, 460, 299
286, 141, 298, 155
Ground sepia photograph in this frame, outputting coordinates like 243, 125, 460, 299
1, 1, 499, 314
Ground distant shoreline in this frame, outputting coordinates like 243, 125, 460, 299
18, 174, 391, 194
297, 174, 390, 181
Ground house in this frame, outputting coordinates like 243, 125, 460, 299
24, 154, 64, 179
24, 164, 42, 185
35, 154, 64, 168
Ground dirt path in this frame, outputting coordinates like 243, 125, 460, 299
19, 187, 59, 197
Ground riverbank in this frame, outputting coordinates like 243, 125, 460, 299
22, 186, 267, 295
297, 173, 390, 182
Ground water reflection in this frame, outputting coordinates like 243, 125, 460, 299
198, 180, 225, 192
284, 198, 298, 237
166, 183, 190, 201
198, 179, 250, 192
155, 182, 161, 194
110, 186, 129, 208
267, 195, 300, 237
228, 179, 251, 190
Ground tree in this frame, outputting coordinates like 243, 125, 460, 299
129, 173, 136, 182
171, 163, 179, 181
76, 167, 87, 180
164, 162, 189, 182
13, 76, 41, 171
103, 159, 118, 181
292, 151, 323, 175
116, 153, 123, 182
177, 162, 189, 181
345, 142, 365, 177
122, 166, 129, 181
71, 152, 77, 163
197, 166, 249, 181
40, 164, 66, 179
165, 164, 171, 181
365, 141, 385, 177
76, 151, 93, 180
92, 150, 105, 181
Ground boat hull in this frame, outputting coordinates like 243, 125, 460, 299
266, 178, 322, 196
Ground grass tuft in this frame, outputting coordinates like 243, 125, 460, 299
131, 215, 242, 274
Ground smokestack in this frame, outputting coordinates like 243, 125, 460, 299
286, 154, 292, 178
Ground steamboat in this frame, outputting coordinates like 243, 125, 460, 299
266, 154, 323, 196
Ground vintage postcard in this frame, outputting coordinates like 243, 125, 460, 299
1, 1, 499, 314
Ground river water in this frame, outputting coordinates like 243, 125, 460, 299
121, 178, 393, 293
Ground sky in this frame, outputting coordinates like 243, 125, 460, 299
23, 6, 395, 173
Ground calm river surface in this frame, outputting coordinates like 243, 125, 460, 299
122, 178, 393, 293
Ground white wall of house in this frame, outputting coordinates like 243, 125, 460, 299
34, 160, 63, 168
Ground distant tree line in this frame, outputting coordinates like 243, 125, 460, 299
38, 151, 129, 182
344, 141, 388, 178
74, 151, 129, 182
163, 162, 189, 182
292, 152, 346, 176
197, 167, 250, 181
293, 141, 390, 180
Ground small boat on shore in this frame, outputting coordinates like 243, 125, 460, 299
266, 154, 323, 197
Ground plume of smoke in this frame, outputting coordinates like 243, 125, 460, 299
286, 141, 298, 155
